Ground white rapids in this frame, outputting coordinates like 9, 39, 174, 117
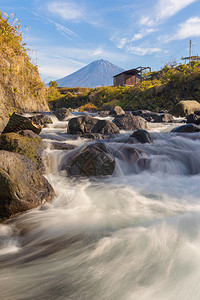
1, 114, 200, 300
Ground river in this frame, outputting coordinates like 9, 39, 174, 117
1, 114, 200, 300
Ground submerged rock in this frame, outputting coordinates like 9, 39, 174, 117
67, 142, 115, 176
80, 133, 108, 140
0, 150, 54, 220
131, 130, 153, 144
171, 124, 200, 133
113, 114, 148, 130
48, 142, 77, 150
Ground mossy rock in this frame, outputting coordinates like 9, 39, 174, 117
0, 131, 44, 171
0, 150, 54, 220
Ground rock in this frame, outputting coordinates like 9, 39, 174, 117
67, 116, 120, 135
98, 111, 110, 117
29, 114, 53, 126
0, 151, 54, 220
113, 115, 148, 130
132, 110, 174, 123
66, 142, 115, 176
169, 100, 200, 117
80, 133, 108, 140
48, 142, 77, 150
171, 124, 200, 133
68, 116, 98, 134
132, 110, 160, 122
131, 130, 153, 143
53, 108, 71, 121
154, 113, 174, 123
0, 132, 44, 171
92, 119, 120, 134
109, 106, 125, 117
194, 110, 200, 116
2, 113, 43, 135
186, 114, 200, 125
19, 129, 42, 140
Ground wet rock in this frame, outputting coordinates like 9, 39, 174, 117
113, 114, 148, 130
80, 133, 108, 140
48, 142, 77, 150
68, 116, 98, 134
186, 114, 200, 125
29, 114, 53, 126
68, 116, 119, 135
0, 132, 44, 171
131, 130, 153, 144
67, 142, 115, 176
169, 100, 200, 117
155, 113, 174, 123
132, 110, 159, 122
132, 110, 173, 123
0, 150, 54, 220
53, 108, 71, 121
109, 106, 125, 117
92, 119, 120, 134
98, 111, 110, 117
171, 124, 200, 133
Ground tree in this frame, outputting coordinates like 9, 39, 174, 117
49, 81, 58, 88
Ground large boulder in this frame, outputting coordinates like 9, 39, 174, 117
0, 151, 54, 220
131, 130, 153, 144
109, 106, 125, 117
171, 124, 200, 133
66, 143, 115, 176
113, 115, 148, 130
68, 116, 120, 135
169, 100, 200, 117
0, 131, 44, 171
92, 119, 120, 134
68, 116, 98, 134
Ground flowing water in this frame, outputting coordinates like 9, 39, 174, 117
1, 114, 200, 300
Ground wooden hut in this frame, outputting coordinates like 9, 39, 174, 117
113, 66, 151, 86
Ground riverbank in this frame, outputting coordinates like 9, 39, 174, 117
1, 112, 200, 299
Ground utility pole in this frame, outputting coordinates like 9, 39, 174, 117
189, 39, 192, 67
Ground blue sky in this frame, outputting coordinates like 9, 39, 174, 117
1, 0, 200, 82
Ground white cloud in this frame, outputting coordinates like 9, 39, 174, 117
156, 0, 199, 21
127, 46, 162, 55
93, 47, 103, 56
168, 17, 200, 40
54, 22, 78, 38
31, 11, 78, 39
47, 1, 84, 21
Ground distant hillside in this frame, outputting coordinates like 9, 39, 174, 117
0, 14, 49, 131
56, 59, 124, 88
